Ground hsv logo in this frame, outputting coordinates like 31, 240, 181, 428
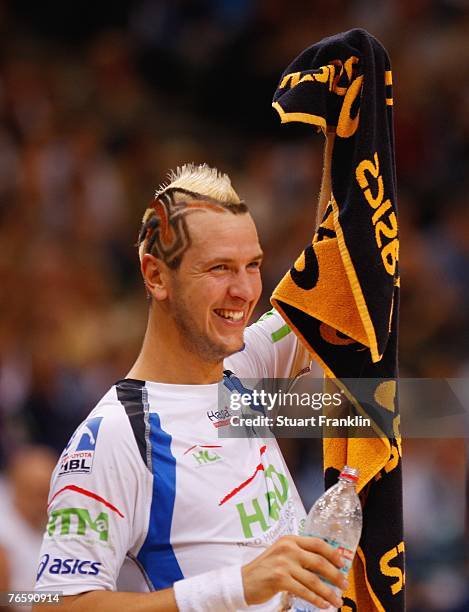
58, 417, 103, 476
206, 408, 231, 428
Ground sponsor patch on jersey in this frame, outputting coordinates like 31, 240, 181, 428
183, 445, 224, 468
36, 553, 101, 580
58, 417, 103, 476
47, 507, 110, 543
206, 408, 232, 428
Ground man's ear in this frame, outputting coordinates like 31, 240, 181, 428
141, 253, 169, 301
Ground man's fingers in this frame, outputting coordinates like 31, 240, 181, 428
292, 567, 344, 609
294, 535, 344, 568
299, 549, 348, 590
284, 576, 333, 610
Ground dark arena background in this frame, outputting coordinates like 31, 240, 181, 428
0, 1, 467, 610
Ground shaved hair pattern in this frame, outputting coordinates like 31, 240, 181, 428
138, 164, 248, 269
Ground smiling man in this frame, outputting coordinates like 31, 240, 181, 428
34, 165, 347, 611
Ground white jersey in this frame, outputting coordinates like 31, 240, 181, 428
35, 310, 313, 610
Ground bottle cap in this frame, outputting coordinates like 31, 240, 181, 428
340, 465, 359, 482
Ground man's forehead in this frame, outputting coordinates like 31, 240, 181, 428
185, 210, 261, 259
186, 208, 257, 237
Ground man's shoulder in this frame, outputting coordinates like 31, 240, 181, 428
88, 378, 148, 416
244, 308, 293, 347
225, 308, 295, 376
83, 385, 123, 423
54, 382, 148, 483
72, 382, 138, 446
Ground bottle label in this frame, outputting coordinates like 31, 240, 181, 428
307, 535, 355, 578
290, 536, 355, 610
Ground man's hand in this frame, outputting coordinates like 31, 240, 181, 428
241, 535, 347, 610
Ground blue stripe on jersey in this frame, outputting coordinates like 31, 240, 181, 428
137, 411, 184, 589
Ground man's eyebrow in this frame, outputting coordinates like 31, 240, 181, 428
202, 252, 264, 266
249, 252, 264, 262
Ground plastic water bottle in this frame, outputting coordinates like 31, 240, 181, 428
289, 466, 362, 612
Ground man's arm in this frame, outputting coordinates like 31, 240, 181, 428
34, 535, 347, 611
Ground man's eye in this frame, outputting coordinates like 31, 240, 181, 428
211, 264, 228, 272
248, 261, 261, 269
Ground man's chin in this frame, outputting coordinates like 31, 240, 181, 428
222, 339, 245, 359
214, 333, 245, 361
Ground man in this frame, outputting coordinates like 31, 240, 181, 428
34, 164, 347, 611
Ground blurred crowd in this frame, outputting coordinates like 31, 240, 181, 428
0, 1, 467, 610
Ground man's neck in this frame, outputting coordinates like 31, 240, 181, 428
127, 315, 224, 385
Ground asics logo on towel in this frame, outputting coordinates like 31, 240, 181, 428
58, 417, 103, 476
355, 151, 398, 276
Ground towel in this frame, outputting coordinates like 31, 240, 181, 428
271, 29, 404, 611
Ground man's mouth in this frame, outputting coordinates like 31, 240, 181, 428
213, 309, 245, 323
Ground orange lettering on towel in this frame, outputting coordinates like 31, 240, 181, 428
355, 152, 399, 275
279, 67, 330, 90
379, 541, 405, 595
279, 57, 360, 98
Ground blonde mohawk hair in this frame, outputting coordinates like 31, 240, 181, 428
138, 163, 247, 270
155, 163, 241, 204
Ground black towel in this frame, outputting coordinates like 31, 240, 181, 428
271, 29, 404, 611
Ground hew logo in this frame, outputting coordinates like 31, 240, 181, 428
58, 417, 103, 476
47, 507, 109, 542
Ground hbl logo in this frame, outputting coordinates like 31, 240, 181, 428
58, 417, 103, 476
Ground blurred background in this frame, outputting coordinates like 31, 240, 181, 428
0, 0, 467, 610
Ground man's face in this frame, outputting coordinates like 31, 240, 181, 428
166, 210, 263, 363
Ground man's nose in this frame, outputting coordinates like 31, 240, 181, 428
228, 270, 259, 302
